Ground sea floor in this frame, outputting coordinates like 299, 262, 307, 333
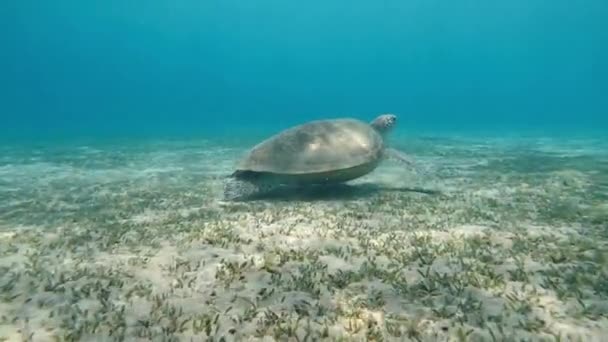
0, 134, 607, 341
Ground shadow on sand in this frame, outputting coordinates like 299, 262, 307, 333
243, 183, 442, 202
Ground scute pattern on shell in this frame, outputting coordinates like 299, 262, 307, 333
237, 119, 385, 175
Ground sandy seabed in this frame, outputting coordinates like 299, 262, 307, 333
0, 134, 607, 341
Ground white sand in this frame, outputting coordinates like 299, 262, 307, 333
0, 136, 607, 341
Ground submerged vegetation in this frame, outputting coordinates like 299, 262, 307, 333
0, 136, 607, 340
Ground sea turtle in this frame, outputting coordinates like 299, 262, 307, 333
223, 113, 415, 200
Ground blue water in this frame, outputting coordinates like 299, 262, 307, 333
3, 4, 608, 339
2, 0, 607, 142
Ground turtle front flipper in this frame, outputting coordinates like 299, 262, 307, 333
384, 148, 432, 176
384, 148, 415, 166
223, 177, 276, 201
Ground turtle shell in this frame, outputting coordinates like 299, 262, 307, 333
235, 119, 384, 180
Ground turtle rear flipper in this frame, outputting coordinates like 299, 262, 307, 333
223, 177, 277, 201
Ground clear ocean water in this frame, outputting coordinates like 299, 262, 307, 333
2, 0, 607, 141
1, 1, 608, 340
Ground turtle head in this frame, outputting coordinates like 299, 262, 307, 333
370, 114, 397, 135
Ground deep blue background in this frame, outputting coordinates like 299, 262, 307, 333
2, 0, 607, 140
